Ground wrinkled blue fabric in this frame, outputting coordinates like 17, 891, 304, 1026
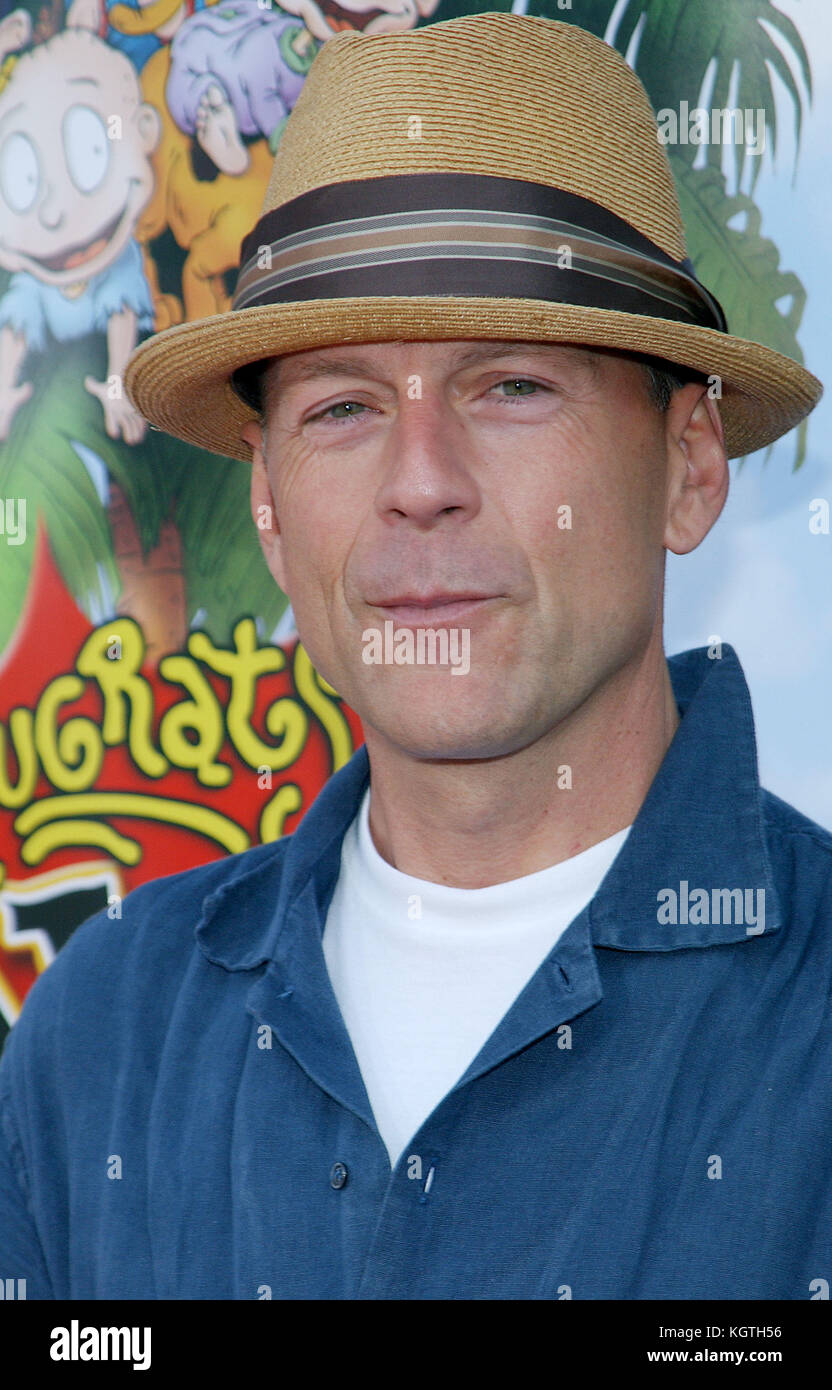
1, 643, 830, 1300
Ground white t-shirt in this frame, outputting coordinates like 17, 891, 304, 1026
322, 787, 631, 1169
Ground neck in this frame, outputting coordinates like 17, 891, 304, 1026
362, 633, 680, 889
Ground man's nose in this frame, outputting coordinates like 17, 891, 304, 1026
38, 184, 65, 231
373, 396, 482, 528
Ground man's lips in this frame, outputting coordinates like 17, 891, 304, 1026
369, 594, 500, 624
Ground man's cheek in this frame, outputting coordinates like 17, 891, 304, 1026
282, 550, 326, 621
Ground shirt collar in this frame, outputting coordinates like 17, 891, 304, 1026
590, 643, 782, 947
196, 642, 781, 969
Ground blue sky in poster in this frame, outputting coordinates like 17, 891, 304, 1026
627, 0, 831, 829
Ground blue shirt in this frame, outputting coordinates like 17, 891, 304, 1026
1, 643, 830, 1300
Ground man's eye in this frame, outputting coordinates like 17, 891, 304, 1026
307, 379, 547, 424
492, 378, 545, 399
309, 400, 368, 424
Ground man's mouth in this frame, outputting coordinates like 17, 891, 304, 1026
371, 593, 500, 625
32, 209, 124, 273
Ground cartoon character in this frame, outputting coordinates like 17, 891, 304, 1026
131, 35, 270, 323
62, 0, 439, 325
0, 22, 161, 443
63, 0, 283, 320
65, 0, 212, 71
267, 0, 441, 41
166, 1, 317, 176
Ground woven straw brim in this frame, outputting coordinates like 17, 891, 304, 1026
124, 296, 822, 462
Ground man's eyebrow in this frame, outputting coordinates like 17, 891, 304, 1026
271, 357, 375, 390
435, 341, 601, 373
269, 341, 600, 398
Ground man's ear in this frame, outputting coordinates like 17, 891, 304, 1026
242, 420, 288, 594
663, 385, 729, 556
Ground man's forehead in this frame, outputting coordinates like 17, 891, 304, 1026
264, 340, 602, 393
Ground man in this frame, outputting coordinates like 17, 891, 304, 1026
1, 12, 828, 1300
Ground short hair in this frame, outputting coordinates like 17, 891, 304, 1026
232, 359, 272, 418
637, 356, 710, 411
230, 348, 709, 422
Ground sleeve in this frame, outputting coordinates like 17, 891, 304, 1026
0, 1033, 56, 1300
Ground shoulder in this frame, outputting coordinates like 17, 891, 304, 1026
2, 837, 289, 1066
116, 834, 289, 927
761, 787, 832, 864
759, 788, 832, 945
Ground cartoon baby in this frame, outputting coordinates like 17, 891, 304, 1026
0, 22, 161, 443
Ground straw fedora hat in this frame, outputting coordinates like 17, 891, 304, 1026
124, 10, 822, 462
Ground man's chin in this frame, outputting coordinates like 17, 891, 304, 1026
358, 689, 533, 763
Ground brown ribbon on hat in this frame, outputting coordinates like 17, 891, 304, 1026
232, 172, 727, 331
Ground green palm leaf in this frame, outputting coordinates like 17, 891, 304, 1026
671, 154, 809, 467
0, 332, 195, 643
174, 458, 289, 644
0, 339, 120, 651
591, 0, 808, 193
0, 332, 286, 652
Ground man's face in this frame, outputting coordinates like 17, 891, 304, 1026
249, 339, 691, 760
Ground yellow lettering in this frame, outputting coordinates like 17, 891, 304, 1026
0, 707, 38, 808
19, 820, 141, 867
76, 621, 167, 778
190, 619, 307, 770
158, 655, 231, 787
15, 793, 249, 865
33, 676, 103, 792
259, 783, 302, 842
293, 644, 354, 772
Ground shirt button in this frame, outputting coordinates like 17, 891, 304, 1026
330, 1161, 348, 1190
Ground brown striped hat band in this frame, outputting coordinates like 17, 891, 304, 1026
231, 172, 727, 363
